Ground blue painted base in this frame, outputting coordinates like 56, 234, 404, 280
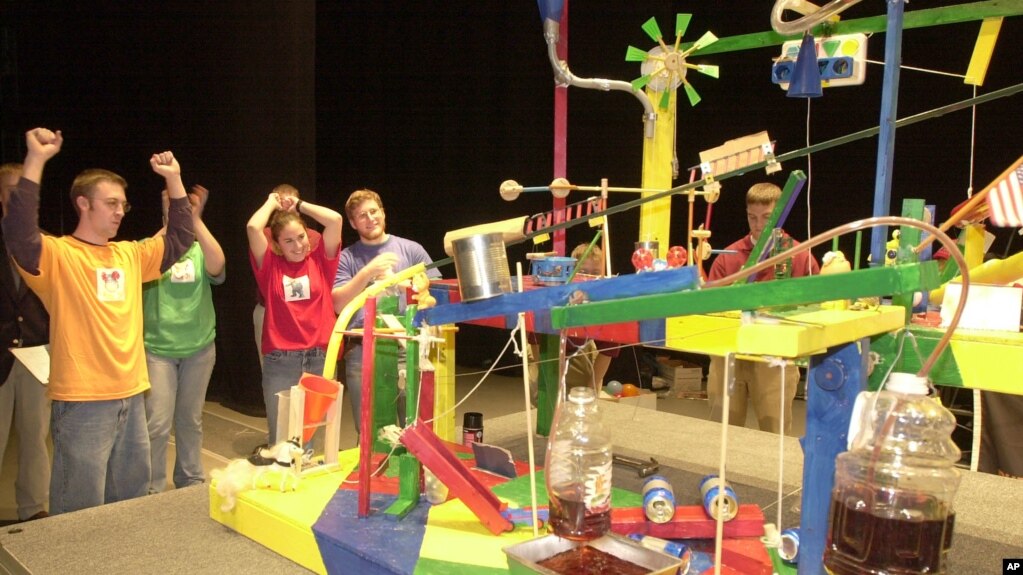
313, 490, 430, 575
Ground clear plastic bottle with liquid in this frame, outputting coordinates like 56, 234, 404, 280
545, 386, 613, 540
824, 372, 961, 575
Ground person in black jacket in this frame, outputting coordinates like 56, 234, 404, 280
0, 163, 50, 522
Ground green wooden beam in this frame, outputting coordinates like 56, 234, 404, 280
551, 261, 941, 328
743, 171, 806, 275
687, 0, 1023, 55
383, 453, 422, 518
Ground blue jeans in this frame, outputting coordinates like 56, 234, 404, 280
344, 344, 405, 434
262, 348, 326, 444
49, 394, 151, 515
145, 342, 216, 492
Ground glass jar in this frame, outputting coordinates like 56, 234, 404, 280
824, 373, 961, 575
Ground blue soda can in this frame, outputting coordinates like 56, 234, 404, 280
779, 527, 800, 563
628, 533, 692, 573
642, 475, 676, 523
698, 474, 738, 521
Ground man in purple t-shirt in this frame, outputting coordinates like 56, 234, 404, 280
332, 189, 440, 433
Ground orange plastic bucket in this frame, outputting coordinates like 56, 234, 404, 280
299, 374, 340, 444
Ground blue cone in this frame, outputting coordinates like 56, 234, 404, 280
787, 33, 823, 98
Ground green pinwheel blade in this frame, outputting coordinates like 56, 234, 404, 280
675, 14, 692, 38
631, 75, 652, 91
697, 64, 719, 79
684, 82, 702, 106
641, 17, 662, 43
625, 45, 649, 62
694, 31, 718, 50
659, 88, 672, 109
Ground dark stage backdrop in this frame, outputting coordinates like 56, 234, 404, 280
1, 1, 1020, 408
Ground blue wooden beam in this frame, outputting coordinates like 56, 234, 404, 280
415, 267, 700, 327
799, 339, 870, 575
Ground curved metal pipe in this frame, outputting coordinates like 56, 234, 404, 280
770, 0, 862, 36
543, 19, 657, 139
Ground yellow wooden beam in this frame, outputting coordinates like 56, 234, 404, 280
639, 88, 676, 249
664, 306, 906, 358
965, 17, 1003, 86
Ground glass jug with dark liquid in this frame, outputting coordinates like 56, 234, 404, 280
824, 373, 961, 575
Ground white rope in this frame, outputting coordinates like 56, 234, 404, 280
713, 353, 734, 575
774, 358, 787, 531
967, 84, 978, 198
805, 97, 815, 276
423, 331, 517, 426
515, 262, 540, 536
863, 58, 967, 79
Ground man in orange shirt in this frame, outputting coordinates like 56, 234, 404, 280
2, 128, 194, 514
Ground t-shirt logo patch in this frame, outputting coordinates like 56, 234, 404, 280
283, 274, 310, 302
170, 259, 196, 283
97, 267, 126, 301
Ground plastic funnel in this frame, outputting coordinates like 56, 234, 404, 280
299, 374, 340, 444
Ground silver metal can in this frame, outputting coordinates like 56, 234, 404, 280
779, 527, 800, 563
699, 474, 738, 522
642, 475, 676, 523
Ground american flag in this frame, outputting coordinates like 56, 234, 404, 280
987, 155, 1023, 227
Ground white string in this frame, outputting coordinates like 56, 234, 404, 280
805, 97, 815, 276
423, 331, 518, 426
714, 353, 733, 575
967, 84, 977, 198
863, 58, 967, 79
514, 261, 540, 537
777, 360, 787, 531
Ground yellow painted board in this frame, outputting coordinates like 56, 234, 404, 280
736, 307, 906, 357
209, 451, 359, 574
965, 18, 1003, 86
665, 307, 905, 358
432, 327, 457, 442
948, 330, 1023, 393
639, 87, 676, 249
664, 313, 743, 356
418, 497, 535, 568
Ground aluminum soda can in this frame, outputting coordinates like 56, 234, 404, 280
779, 527, 800, 563
628, 533, 692, 573
699, 474, 738, 522
641, 474, 676, 523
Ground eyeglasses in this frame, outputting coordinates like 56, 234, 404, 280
95, 197, 132, 213
355, 207, 381, 222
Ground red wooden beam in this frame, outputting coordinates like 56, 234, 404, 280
610, 504, 765, 539
357, 296, 378, 518
400, 419, 513, 535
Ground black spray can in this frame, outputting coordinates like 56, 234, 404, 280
462, 412, 483, 447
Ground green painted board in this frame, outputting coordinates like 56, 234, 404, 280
687, 0, 1023, 55
552, 261, 940, 328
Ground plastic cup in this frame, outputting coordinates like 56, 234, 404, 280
299, 374, 340, 444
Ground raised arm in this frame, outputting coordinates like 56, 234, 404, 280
1, 128, 63, 274
150, 151, 195, 273
189, 185, 225, 278
294, 199, 343, 258
247, 194, 283, 269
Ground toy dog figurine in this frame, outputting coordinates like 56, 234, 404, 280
211, 438, 304, 512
